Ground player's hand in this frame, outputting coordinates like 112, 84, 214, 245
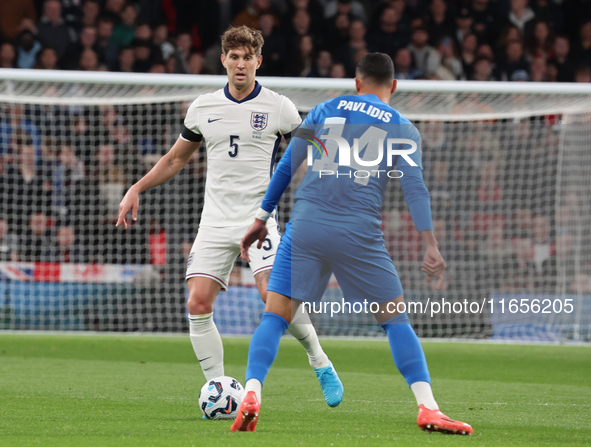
240, 219, 268, 262
116, 186, 140, 229
421, 245, 447, 290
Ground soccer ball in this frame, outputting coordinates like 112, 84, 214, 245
199, 376, 244, 420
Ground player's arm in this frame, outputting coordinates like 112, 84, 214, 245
398, 166, 446, 288
239, 141, 297, 260
419, 230, 446, 287
240, 135, 308, 261
117, 137, 201, 229
396, 125, 447, 288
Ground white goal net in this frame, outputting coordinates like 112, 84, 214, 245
1, 69, 590, 342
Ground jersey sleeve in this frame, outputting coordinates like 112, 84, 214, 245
181, 97, 203, 142
278, 96, 302, 139
399, 168, 433, 232
395, 124, 423, 170
397, 126, 433, 232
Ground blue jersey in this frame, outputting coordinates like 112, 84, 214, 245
261, 93, 433, 234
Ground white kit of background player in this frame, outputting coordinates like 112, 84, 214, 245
117, 26, 342, 407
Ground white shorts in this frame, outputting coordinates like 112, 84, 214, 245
185, 218, 281, 291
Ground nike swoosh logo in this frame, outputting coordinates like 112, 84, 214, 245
208, 118, 222, 123
262, 254, 275, 260
198, 356, 212, 363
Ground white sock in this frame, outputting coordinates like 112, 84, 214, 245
244, 379, 262, 404
410, 381, 438, 410
288, 306, 329, 369
188, 313, 224, 380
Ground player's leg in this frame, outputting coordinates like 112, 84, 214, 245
244, 290, 293, 402
329, 229, 472, 435
262, 222, 343, 407
376, 296, 437, 408
255, 268, 329, 369
186, 227, 239, 381
186, 277, 224, 381
378, 300, 471, 434
230, 290, 291, 432
255, 268, 341, 406
248, 219, 331, 369
327, 228, 436, 403
231, 224, 340, 432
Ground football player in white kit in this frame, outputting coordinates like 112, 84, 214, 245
117, 26, 343, 408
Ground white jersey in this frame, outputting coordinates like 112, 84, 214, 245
181, 82, 301, 227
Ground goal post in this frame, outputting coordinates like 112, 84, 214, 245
0, 68, 590, 342
4, 68, 591, 113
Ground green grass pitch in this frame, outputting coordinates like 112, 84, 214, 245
0, 334, 590, 446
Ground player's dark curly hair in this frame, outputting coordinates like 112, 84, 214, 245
221, 26, 264, 57
356, 53, 394, 86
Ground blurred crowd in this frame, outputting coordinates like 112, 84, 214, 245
0, 100, 589, 296
2, 0, 591, 298
382, 117, 590, 296
0, 101, 202, 271
2, 0, 591, 82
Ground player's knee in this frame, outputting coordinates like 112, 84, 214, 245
375, 295, 405, 324
186, 277, 221, 315
187, 292, 215, 315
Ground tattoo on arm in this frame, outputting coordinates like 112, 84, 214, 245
166, 156, 174, 171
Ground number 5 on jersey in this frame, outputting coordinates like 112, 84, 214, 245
229, 135, 239, 158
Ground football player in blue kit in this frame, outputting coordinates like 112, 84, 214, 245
231, 52, 473, 435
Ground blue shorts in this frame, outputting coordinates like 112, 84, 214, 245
267, 220, 404, 303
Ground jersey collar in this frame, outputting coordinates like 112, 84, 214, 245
224, 81, 262, 104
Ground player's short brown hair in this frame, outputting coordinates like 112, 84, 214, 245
221, 26, 264, 57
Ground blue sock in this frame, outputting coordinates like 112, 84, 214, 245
245, 312, 289, 384
381, 312, 431, 386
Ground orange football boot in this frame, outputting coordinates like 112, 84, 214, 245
230, 391, 260, 432
417, 405, 473, 435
